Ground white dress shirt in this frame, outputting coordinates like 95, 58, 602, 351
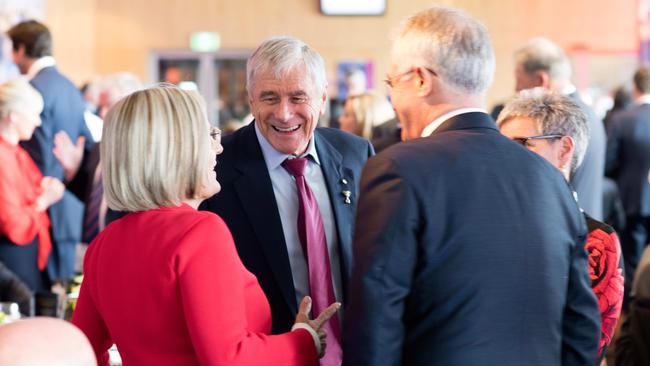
254, 123, 343, 309
421, 107, 486, 137
25, 56, 55, 81
637, 94, 650, 105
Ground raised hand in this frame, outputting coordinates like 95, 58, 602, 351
35, 176, 65, 211
53, 131, 85, 182
294, 296, 340, 357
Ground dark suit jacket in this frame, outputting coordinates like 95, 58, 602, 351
370, 118, 401, 153
20, 66, 94, 281
570, 93, 606, 221
68, 143, 129, 232
0, 260, 33, 315
606, 103, 650, 218
68, 142, 101, 208
200, 121, 373, 333
343, 112, 600, 366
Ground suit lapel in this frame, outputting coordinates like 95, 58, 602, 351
231, 123, 297, 314
314, 131, 355, 288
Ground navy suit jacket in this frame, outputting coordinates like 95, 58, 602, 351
606, 103, 650, 217
569, 93, 606, 221
343, 112, 600, 366
20, 66, 94, 281
200, 121, 373, 333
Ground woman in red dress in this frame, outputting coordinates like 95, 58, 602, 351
72, 85, 337, 366
0, 79, 64, 293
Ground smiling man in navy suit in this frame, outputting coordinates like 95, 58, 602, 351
201, 36, 373, 365
343, 6, 600, 366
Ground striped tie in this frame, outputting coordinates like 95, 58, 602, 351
82, 170, 103, 244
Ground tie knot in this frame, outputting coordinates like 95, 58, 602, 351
282, 157, 308, 177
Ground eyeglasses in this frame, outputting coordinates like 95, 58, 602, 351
384, 66, 437, 88
511, 134, 564, 147
209, 127, 221, 142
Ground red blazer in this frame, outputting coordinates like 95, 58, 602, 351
0, 137, 51, 270
72, 204, 318, 366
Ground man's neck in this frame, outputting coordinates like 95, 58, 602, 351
636, 93, 650, 105
423, 94, 484, 127
19, 58, 35, 75
549, 80, 575, 96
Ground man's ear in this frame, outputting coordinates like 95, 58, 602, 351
538, 71, 551, 89
319, 89, 328, 116
558, 135, 575, 171
415, 66, 435, 98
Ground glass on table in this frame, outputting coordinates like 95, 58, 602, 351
0, 302, 21, 323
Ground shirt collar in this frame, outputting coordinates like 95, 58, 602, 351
560, 84, 577, 96
637, 94, 650, 105
25, 56, 55, 80
421, 107, 486, 137
254, 121, 320, 170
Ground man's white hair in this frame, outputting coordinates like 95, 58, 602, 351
390, 6, 495, 96
246, 36, 327, 96
514, 37, 572, 82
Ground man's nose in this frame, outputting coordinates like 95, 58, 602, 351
274, 99, 293, 121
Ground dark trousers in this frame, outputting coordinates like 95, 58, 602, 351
621, 216, 650, 309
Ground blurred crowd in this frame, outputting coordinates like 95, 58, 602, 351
0, 5, 649, 366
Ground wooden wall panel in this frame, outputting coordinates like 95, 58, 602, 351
45, 0, 637, 106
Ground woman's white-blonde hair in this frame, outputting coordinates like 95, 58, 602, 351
346, 92, 395, 140
101, 84, 211, 211
0, 79, 43, 119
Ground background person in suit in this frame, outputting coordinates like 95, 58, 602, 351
53, 72, 144, 245
343, 6, 600, 366
201, 36, 373, 366
7, 20, 94, 286
615, 245, 650, 365
606, 66, 650, 310
513, 37, 606, 221
338, 91, 401, 153
498, 88, 624, 364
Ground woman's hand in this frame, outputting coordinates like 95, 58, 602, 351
35, 177, 65, 211
294, 296, 341, 358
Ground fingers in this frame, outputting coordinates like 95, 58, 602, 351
54, 131, 73, 145
294, 296, 312, 324
75, 136, 86, 149
312, 302, 341, 330
53, 131, 73, 160
41, 176, 53, 188
298, 296, 312, 316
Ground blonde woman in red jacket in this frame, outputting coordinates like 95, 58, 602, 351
72, 85, 338, 366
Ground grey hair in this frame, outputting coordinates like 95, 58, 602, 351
497, 88, 589, 172
390, 6, 495, 96
246, 36, 327, 96
99, 72, 144, 111
514, 37, 572, 82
